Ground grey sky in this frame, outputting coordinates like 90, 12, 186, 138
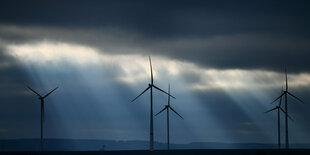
0, 1, 310, 72
0, 0, 310, 146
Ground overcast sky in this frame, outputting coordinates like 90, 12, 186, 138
0, 0, 310, 146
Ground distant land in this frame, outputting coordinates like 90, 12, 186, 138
0, 139, 310, 151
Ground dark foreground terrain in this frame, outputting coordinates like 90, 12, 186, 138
1, 149, 310, 155
2, 139, 310, 151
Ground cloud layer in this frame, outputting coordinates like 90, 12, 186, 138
1, 1, 310, 145
1, 1, 310, 72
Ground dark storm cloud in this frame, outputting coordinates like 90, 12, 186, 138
1, 0, 309, 36
1, 0, 310, 72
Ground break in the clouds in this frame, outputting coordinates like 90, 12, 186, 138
1, 0, 310, 146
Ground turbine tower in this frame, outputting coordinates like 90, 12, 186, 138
270, 69, 303, 149
265, 87, 293, 149
131, 56, 175, 151
27, 86, 58, 150
155, 84, 183, 150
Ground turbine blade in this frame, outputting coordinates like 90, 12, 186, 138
131, 86, 150, 102
264, 107, 278, 113
285, 68, 288, 91
280, 107, 294, 121
279, 86, 283, 106
281, 85, 284, 92
27, 86, 42, 97
168, 83, 170, 94
287, 92, 304, 103
153, 85, 176, 99
168, 83, 171, 106
169, 106, 184, 119
43, 87, 58, 98
42, 103, 45, 122
149, 56, 153, 84
288, 114, 294, 122
279, 106, 286, 113
155, 107, 168, 116
271, 93, 285, 104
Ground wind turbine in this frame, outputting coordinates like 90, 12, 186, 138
264, 87, 293, 149
155, 84, 183, 150
131, 56, 175, 151
27, 86, 58, 150
270, 69, 303, 149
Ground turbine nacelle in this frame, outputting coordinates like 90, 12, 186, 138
264, 105, 294, 121
266, 69, 303, 149
131, 56, 175, 151
271, 90, 303, 104
155, 85, 183, 120
27, 85, 58, 151
27, 86, 59, 100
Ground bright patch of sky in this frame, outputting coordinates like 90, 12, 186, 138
7, 41, 310, 90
